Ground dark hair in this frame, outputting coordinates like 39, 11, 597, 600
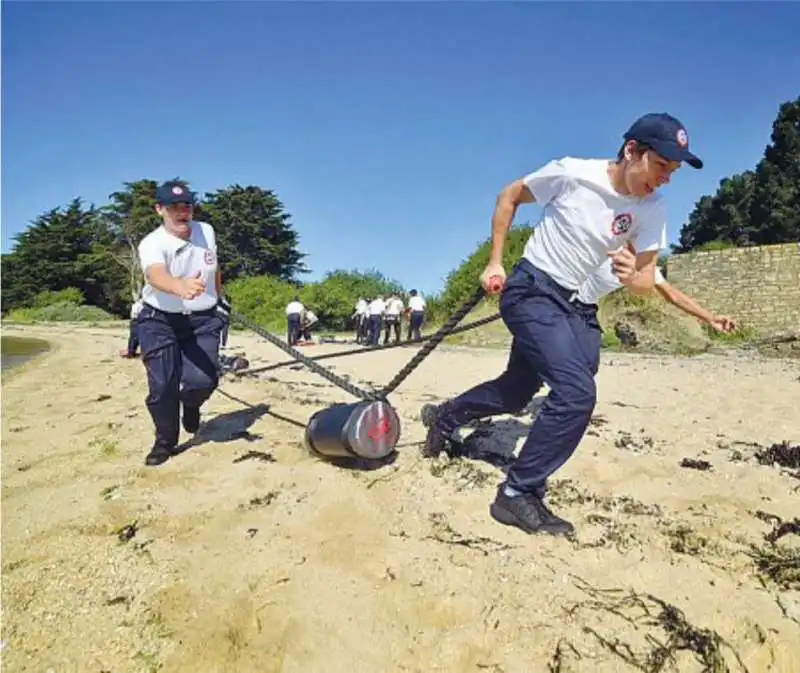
410, 289, 418, 296
616, 139, 650, 162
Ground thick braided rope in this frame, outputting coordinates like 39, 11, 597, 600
377, 286, 488, 398
229, 310, 379, 400
237, 311, 502, 378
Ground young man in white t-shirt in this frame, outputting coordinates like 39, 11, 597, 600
384, 294, 404, 344
136, 181, 226, 466
367, 296, 386, 346
353, 298, 369, 343
285, 297, 304, 345
423, 113, 704, 536
406, 289, 426, 341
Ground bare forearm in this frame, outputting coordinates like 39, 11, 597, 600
488, 198, 518, 265
669, 292, 714, 323
147, 266, 182, 296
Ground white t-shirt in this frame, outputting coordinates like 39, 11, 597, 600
304, 310, 318, 325
521, 157, 667, 290
355, 299, 368, 315
368, 299, 386, 316
577, 260, 666, 305
286, 301, 304, 315
385, 297, 404, 316
130, 298, 144, 319
138, 221, 219, 313
408, 295, 426, 312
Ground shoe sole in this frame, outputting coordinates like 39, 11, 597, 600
489, 502, 573, 536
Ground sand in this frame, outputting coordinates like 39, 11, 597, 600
2, 323, 799, 673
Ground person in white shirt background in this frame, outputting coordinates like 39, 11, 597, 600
135, 181, 227, 467
301, 308, 319, 342
422, 112, 704, 537
353, 297, 369, 344
383, 293, 405, 344
367, 296, 386, 346
120, 294, 144, 359
406, 289, 426, 341
285, 297, 304, 346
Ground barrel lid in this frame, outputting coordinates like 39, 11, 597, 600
348, 400, 401, 459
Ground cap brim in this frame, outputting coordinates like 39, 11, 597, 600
653, 141, 703, 169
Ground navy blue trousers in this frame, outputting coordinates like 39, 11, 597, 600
368, 315, 382, 345
137, 305, 224, 448
408, 311, 424, 341
287, 313, 301, 345
126, 319, 140, 356
436, 259, 601, 497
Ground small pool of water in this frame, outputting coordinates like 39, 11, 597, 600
1, 335, 51, 371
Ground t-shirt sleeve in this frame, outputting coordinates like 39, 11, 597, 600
654, 267, 666, 284
521, 158, 572, 205
201, 222, 217, 253
631, 199, 668, 254
138, 234, 166, 271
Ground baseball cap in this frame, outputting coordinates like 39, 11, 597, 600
624, 113, 703, 169
155, 181, 196, 205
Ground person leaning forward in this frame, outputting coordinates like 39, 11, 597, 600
135, 180, 227, 466
422, 113, 703, 536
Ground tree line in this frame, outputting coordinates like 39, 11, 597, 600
2, 97, 797, 329
674, 96, 799, 252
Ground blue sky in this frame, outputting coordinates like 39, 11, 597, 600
3, 1, 798, 295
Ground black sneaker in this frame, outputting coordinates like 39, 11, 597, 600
145, 443, 173, 467
182, 406, 201, 434
419, 403, 447, 458
489, 485, 574, 536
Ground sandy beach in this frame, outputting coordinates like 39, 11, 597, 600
2, 323, 799, 673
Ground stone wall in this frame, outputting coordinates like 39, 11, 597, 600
666, 242, 800, 336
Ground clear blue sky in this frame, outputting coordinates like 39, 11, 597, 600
3, 1, 798, 295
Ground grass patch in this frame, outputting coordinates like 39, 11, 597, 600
90, 436, 121, 458
5, 302, 117, 324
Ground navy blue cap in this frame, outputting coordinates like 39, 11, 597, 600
155, 181, 196, 205
624, 113, 703, 169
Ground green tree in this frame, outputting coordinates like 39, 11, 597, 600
749, 97, 800, 244
676, 96, 800, 252
200, 185, 308, 282
1, 199, 128, 314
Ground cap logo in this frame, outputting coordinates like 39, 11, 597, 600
676, 129, 688, 148
611, 213, 633, 236
172, 186, 184, 195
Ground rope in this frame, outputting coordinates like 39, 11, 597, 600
229, 310, 380, 400
378, 287, 487, 397
237, 311, 501, 378
229, 286, 494, 401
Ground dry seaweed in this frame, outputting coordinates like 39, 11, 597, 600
564, 576, 750, 673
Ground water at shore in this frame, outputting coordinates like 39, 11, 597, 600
1, 335, 51, 371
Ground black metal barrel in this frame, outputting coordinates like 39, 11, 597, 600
304, 400, 401, 461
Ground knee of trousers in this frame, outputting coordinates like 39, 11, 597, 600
183, 370, 219, 393
146, 380, 179, 406
551, 375, 596, 414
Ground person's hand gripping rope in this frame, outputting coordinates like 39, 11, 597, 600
480, 262, 506, 295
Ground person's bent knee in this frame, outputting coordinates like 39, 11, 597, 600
550, 375, 596, 414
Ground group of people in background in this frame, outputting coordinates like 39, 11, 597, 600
282, 290, 428, 347
352, 289, 427, 346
